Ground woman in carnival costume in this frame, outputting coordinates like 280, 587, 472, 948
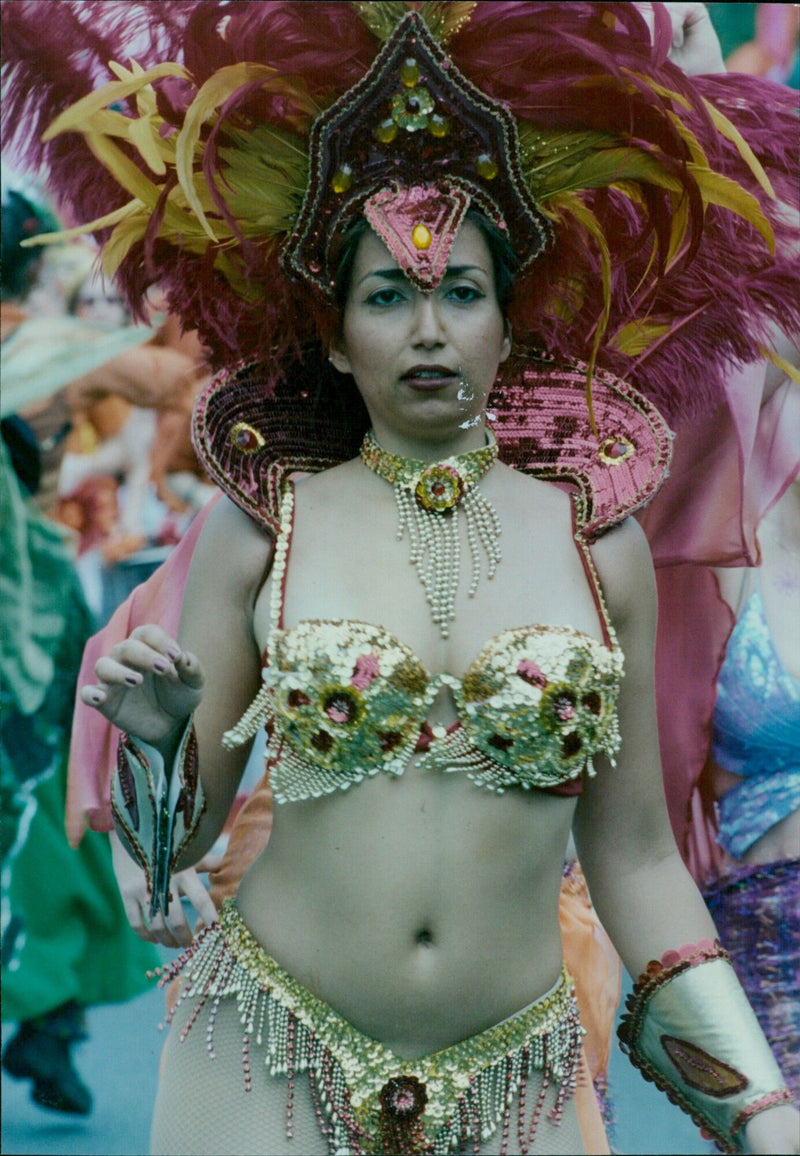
3, 2, 799, 1153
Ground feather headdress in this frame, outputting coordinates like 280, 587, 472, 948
3, 0, 798, 420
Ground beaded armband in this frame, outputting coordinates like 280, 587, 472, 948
617, 941, 791, 1153
112, 719, 206, 919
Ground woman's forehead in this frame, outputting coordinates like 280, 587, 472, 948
351, 217, 491, 283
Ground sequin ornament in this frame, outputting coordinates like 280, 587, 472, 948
361, 426, 501, 638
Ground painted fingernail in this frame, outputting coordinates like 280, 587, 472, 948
153, 659, 167, 673
92, 692, 103, 704
167, 647, 181, 661
125, 674, 140, 686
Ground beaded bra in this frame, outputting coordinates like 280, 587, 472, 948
198, 349, 664, 803
225, 484, 623, 804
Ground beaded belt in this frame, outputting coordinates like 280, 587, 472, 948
159, 899, 583, 1155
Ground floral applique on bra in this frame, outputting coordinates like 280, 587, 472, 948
225, 487, 624, 804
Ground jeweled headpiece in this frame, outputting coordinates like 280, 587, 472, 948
3, 1, 799, 422
283, 12, 552, 294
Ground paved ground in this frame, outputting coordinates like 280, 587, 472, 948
2, 965, 709, 1156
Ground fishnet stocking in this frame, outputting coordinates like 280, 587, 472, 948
150, 992, 585, 1156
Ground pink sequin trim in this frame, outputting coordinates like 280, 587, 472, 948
363, 182, 471, 291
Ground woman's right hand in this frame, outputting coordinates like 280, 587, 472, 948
80, 623, 205, 745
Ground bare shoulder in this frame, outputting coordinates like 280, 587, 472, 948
588, 516, 657, 630
189, 495, 275, 602
490, 462, 573, 520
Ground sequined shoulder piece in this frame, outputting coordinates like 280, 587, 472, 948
192, 352, 672, 538
191, 360, 369, 535
489, 352, 673, 540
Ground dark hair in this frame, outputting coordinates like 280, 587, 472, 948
1, 190, 58, 300
332, 206, 520, 314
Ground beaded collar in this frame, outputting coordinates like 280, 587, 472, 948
359, 428, 501, 637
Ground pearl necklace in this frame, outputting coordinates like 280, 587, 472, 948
360, 429, 501, 638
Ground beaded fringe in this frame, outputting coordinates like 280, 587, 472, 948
222, 681, 271, 749
417, 725, 594, 795
395, 483, 501, 640
159, 902, 582, 1156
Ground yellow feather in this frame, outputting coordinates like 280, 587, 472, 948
175, 64, 318, 242
350, 1, 410, 41
420, 2, 477, 41
101, 212, 152, 279
86, 135, 214, 247
702, 98, 775, 199
620, 71, 693, 112
687, 164, 775, 252
610, 321, 673, 356
217, 125, 309, 237
42, 63, 189, 141
545, 193, 613, 432
84, 133, 165, 207
757, 344, 800, 385
19, 203, 139, 248
128, 116, 167, 176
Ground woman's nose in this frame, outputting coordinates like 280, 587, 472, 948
411, 294, 446, 346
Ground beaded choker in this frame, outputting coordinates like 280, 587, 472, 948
360, 429, 501, 638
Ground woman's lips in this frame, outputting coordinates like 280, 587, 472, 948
401, 368, 457, 391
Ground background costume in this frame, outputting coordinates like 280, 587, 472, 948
3, 3, 799, 1153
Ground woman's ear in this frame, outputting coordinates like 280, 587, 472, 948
500, 321, 512, 363
327, 341, 352, 376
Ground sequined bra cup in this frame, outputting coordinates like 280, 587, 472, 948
712, 589, 800, 858
226, 486, 624, 804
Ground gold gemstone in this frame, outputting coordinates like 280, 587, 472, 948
598, 435, 635, 465
375, 117, 399, 144
330, 164, 353, 194
428, 113, 449, 138
229, 422, 265, 454
475, 153, 498, 180
412, 223, 432, 250
400, 57, 420, 87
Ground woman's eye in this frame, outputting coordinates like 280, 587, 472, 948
366, 287, 404, 307
446, 285, 484, 303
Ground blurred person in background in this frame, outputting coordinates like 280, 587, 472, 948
1, 186, 160, 1116
704, 465, 800, 1102
709, 3, 799, 88
639, 337, 800, 1111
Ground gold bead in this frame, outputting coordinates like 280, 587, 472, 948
330, 164, 353, 194
374, 117, 399, 144
400, 57, 420, 87
428, 113, 449, 138
412, 223, 432, 250
475, 153, 498, 180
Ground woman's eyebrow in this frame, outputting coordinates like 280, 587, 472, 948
357, 264, 486, 287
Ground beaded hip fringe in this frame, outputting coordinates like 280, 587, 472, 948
158, 900, 583, 1155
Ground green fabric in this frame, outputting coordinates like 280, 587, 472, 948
0, 315, 151, 418
2, 756, 158, 1022
1, 440, 158, 1016
0, 438, 83, 717
708, 3, 757, 63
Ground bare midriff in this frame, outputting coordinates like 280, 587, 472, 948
237, 754, 574, 1059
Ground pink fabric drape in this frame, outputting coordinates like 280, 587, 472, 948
66, 497, 218, 846
639, 367, 800, 882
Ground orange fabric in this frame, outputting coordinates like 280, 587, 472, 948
207, 772, 273, 911
574, 1050, 611, 1155
559, 863, 621, 1086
